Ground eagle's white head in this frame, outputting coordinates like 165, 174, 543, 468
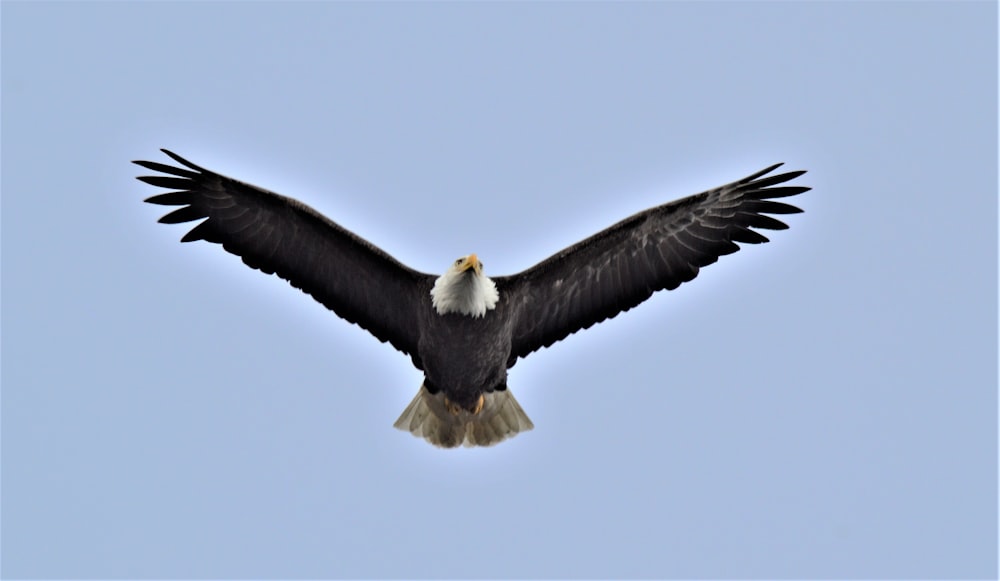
430, 254, 499, 318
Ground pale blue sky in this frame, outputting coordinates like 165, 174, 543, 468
2, 2, 996, 578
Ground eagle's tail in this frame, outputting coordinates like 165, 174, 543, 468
393, 384, 534, 448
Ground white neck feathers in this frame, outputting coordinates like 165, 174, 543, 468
430, 269, 499, 318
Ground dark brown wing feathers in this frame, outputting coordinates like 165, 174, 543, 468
137, 149, 430, 363
495, 163, 808, 364
138, 151, 806, 372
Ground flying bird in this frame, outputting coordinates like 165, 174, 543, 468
136, 150, 809, 448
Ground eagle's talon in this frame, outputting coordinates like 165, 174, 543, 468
444, 396, 462, 416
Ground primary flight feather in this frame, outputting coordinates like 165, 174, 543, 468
137, 150, 808, 448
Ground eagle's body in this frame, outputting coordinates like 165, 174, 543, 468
137, 150, 809, 448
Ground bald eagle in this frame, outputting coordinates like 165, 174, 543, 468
136, 150, 808, 448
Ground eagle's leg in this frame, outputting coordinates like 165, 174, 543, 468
443, 394, 486, 415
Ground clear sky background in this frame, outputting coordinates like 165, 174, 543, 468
2, 2, 996, 579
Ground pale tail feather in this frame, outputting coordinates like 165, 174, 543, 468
393, 385, 534, 448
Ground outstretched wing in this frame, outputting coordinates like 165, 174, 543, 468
495, 164, 808, 365
136, 149, 432, 364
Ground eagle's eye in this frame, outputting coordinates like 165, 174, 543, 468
455, 258, 464, 266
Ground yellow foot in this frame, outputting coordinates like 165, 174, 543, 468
444, 396, 462, 416
471, 394, 485, 415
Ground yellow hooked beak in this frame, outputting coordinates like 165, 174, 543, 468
458, 253, 482, 275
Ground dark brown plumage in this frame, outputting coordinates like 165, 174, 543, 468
137, 150, 808, 447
